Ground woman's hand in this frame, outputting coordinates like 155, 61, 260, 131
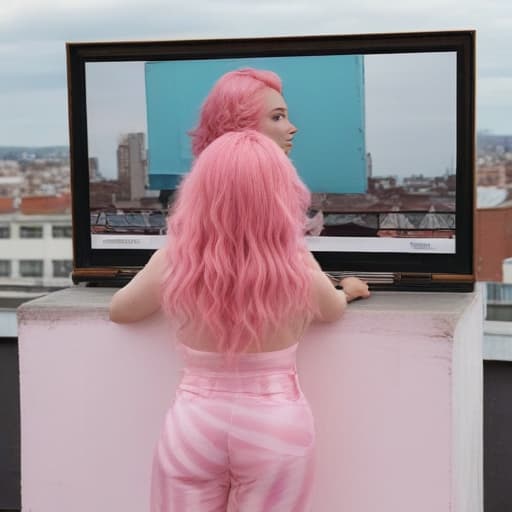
339, 276, 371, 302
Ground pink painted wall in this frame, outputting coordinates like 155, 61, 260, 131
17, 289, 483, 512
302, 314, 453, 511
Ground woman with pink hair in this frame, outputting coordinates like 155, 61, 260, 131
110, 130, 369, 511
189, 68, 295, 158
189, 67, 327, 236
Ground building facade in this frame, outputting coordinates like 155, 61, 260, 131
0, 212, 73, 289
475, 206, 512, 282
117, 132, 146, 202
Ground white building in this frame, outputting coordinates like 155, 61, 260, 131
504, 258, 512, 284
0, 212, 73, 336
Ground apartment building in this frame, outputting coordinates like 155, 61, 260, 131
0, 199, 73, 336
0, 212, 73, 289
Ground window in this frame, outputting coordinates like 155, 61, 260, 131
486, 282, 512, 322
0, 225, 10, 238
52, 225, 73, 238
52, 260, 73, 278
0, 260, 11, 277
487, 282, 512, 303
20, 226, 43, 238
19, 260, 44, 277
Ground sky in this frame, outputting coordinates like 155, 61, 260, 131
0, 0, 511, 147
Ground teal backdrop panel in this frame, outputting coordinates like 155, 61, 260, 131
145, 55, 366, 193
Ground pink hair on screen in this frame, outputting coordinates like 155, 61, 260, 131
161, 130, 314, 356
189, 68, 282, 157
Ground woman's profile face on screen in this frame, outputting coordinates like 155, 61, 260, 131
258, 87, 298, 155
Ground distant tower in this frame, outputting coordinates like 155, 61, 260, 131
366, 152, 373, 179
88, 157, 99, 181
117, 133, 146, 201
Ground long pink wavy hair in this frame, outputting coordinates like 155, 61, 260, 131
189, 68, 282, 157
161, 130, 314, 355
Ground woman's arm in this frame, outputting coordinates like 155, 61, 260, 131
109, 248, 168, 324
305, 252, 370, 322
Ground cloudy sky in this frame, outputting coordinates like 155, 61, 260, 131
0, 0, 511, 147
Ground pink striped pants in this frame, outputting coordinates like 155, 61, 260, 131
150, 351, 315, 511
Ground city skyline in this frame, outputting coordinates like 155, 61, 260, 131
0, 0, 511, 148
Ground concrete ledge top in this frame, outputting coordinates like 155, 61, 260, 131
17, 285, 480, 324
484, 320, 512, 361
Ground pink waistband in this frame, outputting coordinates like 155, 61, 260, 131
179, 369, 300, 396
177, 342, 301, 396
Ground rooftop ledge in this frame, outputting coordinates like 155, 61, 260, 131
17, 285, 480, 338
